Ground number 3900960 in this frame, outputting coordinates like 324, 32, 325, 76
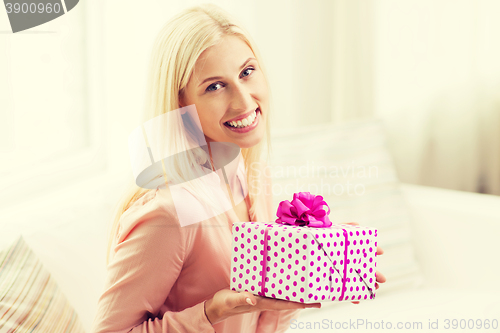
5, 2, 62, 14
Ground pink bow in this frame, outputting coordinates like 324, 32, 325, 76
275, 192, 332, 227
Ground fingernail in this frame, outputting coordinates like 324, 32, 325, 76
246, 298, 254, 306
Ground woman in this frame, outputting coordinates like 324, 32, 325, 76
91, 4, 386, 333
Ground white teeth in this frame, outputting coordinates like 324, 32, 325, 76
226, 109, 258, 128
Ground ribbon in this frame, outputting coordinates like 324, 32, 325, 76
260, 224, 273, 297
275, 192, 332, 227
339, 229, 349, 301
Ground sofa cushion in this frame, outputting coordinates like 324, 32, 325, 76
268, 118, 423, 295
0, 235, 86, 332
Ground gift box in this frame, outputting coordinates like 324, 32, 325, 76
229, 192, 378, 303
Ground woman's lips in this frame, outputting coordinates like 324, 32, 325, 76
223, 108, 261, 133
225, 108, 258, 123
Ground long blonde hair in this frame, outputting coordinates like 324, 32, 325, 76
106, 3, 272, 265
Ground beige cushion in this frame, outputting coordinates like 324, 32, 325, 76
268, 119, 424, 294
0, 236, 85, 332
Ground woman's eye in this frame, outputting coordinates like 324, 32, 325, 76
205, 67, 255, 93
206, 82, 223, 92
241, 67, 255, 78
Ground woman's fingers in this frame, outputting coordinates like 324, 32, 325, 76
341, 222, 360, 226
376, 246, 384, 255
375, 270, 386, 283
351, 301, 360, 304
255, 296, 321, 310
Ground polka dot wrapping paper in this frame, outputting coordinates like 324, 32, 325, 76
230, 222, 378, 303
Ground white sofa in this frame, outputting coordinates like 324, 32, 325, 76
1, 173, 499, 333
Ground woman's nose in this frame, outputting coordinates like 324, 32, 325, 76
230, 82, 255, 112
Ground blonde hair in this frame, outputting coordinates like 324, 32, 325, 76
106, 3, 272, 265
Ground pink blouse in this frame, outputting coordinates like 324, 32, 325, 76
90, 157, 302, 333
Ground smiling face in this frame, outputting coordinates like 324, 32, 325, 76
179, 35, 269, 149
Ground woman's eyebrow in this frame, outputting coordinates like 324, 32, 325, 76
198, 57, 256, 87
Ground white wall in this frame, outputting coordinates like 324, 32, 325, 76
373, 0, 500, 194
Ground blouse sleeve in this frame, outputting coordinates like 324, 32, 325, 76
90, 190, 215, 333
255, 309, 302, 333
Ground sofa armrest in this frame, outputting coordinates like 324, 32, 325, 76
400, 183, 500, 290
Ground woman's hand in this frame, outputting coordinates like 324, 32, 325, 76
339, 222, 387, 304
204, 288, 321, 325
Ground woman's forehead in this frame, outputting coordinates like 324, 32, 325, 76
191, 36, 255, 83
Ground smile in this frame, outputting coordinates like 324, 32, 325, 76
223, 108, 261, 133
